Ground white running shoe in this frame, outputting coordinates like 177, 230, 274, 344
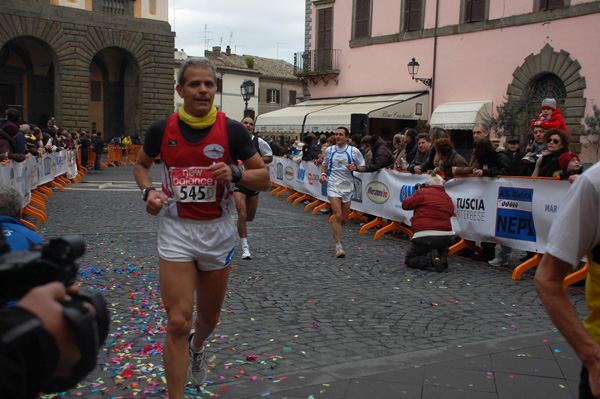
242, 246, 252, 259
488, 256, 508, 267
187, 333, 208, 386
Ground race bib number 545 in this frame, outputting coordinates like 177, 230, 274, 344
170, 167, 217, 202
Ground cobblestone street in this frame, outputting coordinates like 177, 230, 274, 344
35, 166, 587, 399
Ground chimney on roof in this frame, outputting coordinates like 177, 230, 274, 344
213, 46, 221, 55
226, 45, 231, 55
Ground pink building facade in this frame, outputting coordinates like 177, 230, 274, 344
282, 0, 600, 163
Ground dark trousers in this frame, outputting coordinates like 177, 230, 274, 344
580, 366, 597, 399
94, 153, 102, 169
405, 235, 454, 269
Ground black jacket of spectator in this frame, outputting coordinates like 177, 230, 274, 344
505, 148, 525, 176
479, 151, 511, 177
302, 141, 320, 161
364, 135, 393, 172
538, 147, 568, 177
405, 140, 418, 165
408, 146, 434, 174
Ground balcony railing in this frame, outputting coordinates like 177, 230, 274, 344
93, 0, 134, 16
294, 49, 341, 76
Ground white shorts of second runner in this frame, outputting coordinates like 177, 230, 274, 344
158, 214, 235, 271
327, 178, 353, 203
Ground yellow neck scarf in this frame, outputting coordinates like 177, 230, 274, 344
178, 104, 217, 130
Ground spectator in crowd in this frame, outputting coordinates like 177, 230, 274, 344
454, 123, 491, 176
360, 135, 373, 164
556, 152, 583, 183
364, 134, 393, 172
532, 129, 570, 178
350, 134, 362, 150
302, 133, 321, 161
122, 135, 132, 146
392, 131, 407, 170
286, 138, 299, 159
79, 131, 90, 167
403, 128, 419, 165
431, 138, 468, 178
92, 132, 104, 170
505, 137, 525, 176
522, 126, 548, 169
530, 97, 567, 132
0, 186, 43, 251
133, 135, 142, 145
487, 136, 526, 267
401, 176, 455, 272
23, 125, 39, 153
0, 122, 27, 163
472, 138, 510, 177
535, 162, 600, 398
470, 138, 510, 262
408, 133, 434, 174
265, 136, 283, 157
426, 127, 449, 173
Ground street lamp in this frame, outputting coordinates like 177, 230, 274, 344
240, 79, 255, 117
407, 57, 432, 88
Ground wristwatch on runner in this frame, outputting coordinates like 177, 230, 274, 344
142, 187, 156, 201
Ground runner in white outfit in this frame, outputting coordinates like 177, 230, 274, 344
319, 127, 365, 258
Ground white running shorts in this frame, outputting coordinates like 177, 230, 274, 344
327, 178, 353, 203
157, 214, 235, 271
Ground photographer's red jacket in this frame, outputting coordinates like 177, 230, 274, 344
401, 185, 454, 233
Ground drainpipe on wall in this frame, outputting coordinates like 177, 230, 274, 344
219, 72, 224, 110
431, 0, 440, 118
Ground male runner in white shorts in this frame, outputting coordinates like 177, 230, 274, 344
133, 57, 270, 399
319, 127, 365, 258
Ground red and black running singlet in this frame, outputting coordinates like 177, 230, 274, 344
160, 111, 234, 220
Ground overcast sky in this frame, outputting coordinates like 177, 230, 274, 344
168, 0, 306, 65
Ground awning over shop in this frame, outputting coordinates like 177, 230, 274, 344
429, 101, 492, 130
255, 92, 428, 134
303, 92, 428, 133
255, 98, 352, 134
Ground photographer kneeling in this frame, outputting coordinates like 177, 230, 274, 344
401, 176, 455, 272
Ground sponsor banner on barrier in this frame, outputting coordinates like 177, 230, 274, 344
0, 150, 72, 206
271, 157, 570, 253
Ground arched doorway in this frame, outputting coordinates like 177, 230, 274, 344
0, 36, 57, 128
89, 47, 140, 141
507, 43, 587, 152
528, 73, 567, 120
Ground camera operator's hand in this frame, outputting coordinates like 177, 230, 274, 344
17, 282, 82, 377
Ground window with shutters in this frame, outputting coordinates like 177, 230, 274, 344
403, 0, 423, 32
267, 89, 280, 104
317, 7, 333, 70
289, 90, 297, 105
539, 0, 564, 10
464, 0, 486, 23
216, 78, 223, 93
354, 0, 371, 39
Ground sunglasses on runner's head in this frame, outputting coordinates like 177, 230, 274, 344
548, 138, 561, 144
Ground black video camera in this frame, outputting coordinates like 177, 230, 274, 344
414, 183, 427, 190
0, 236, 109, 393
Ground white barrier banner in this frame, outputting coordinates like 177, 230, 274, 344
270, 157, 569, 253
0, 150, 73, 206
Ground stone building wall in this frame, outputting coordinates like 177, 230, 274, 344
0, 0, 174, 136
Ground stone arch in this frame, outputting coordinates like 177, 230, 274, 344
506, 43, 587, 151
0, 34, 60, 127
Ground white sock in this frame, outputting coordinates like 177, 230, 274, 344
336, 243, 342, 249
190, 339, 204, 353
241, 238, 248, 248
